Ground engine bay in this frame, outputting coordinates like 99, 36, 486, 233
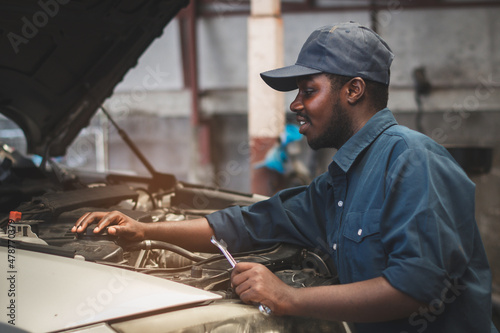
0, 158, 338, 300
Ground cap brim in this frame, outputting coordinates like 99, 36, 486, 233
260, 65, 322, 92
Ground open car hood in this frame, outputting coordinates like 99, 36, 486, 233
0, 0, 188, 157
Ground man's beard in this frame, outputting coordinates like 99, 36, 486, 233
307, 100, 354, 151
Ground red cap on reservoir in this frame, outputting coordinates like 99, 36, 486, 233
9, 211, 22, 222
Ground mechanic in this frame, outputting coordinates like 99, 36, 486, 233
73, 22, 497, 332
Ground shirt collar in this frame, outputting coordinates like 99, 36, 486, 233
330, 108, 398, 175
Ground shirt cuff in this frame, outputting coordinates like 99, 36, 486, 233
382, 258, 449, 303
206, 206, 254, 253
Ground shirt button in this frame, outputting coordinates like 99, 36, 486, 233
358, 229, 363, 236
337, 201, 343, 207
332, 243, 337, 251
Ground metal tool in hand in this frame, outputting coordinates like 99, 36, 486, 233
210, 236, 272, 316
210, 236, 237, 267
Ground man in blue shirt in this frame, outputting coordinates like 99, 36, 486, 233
74, 22, 497, 332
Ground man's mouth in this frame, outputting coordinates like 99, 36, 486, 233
296, 114, 311, 134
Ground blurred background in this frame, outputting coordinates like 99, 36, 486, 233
1, 0, 499, 325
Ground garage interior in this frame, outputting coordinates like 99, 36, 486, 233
1, 0, 499, 327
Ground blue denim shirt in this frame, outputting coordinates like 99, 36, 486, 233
207, 109, 496, 332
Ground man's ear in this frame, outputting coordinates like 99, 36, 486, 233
344, 77, 366, 105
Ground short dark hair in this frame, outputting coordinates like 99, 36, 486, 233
325, 73, 389, 112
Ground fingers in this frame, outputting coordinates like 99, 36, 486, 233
72, 210, 145, 242
231, 262, 258, 285
231, 262, 289, 316
231, 262, 268, 297
107, 226, 118, 235
93, 211, 123, 233
232, 264, 274, 313
71, 211, 121, 234
232, 261, 256, 274
72, 212, 101, 233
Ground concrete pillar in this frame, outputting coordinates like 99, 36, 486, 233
248, 0, 284, 195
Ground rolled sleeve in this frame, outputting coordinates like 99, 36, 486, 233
206, 179, 330, 253
206, 206, 256, 252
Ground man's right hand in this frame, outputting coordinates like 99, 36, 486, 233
71, 211, 146, 242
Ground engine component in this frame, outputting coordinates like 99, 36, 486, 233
15, 184, 139, 220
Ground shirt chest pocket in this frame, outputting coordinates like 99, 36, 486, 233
341, 209, 385, 281
343, 209, 381, 242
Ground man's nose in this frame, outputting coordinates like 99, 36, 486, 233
290, 94, 303, 113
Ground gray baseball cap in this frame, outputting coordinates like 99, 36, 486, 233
260, 21, 394, 92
